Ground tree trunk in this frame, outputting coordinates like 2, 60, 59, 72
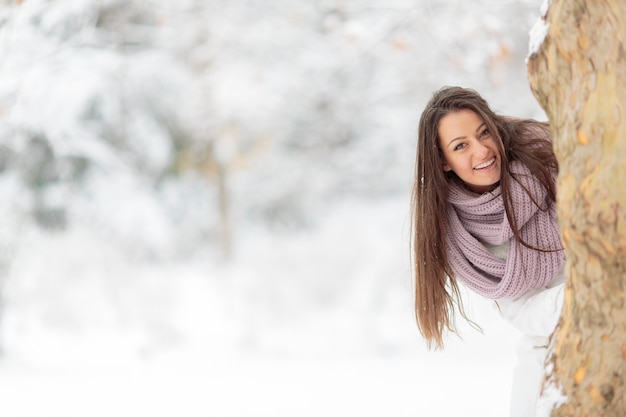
216, 161, 232, 261
527, 1, 626, 416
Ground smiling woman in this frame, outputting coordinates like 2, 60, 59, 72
410, 86, 565, 417
438, 109, 501, 194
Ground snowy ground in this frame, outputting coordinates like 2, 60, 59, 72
0, 352, 517, 417
0, 196, 521, 417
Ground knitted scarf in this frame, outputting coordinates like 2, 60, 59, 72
445, 161, 564, 299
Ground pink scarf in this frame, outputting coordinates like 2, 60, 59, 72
446, 162, 564, 299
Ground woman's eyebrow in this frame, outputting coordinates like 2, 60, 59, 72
446, 122, 487, 148
446, 136, 464, 148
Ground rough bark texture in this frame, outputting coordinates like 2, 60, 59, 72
527, 1, 626, 416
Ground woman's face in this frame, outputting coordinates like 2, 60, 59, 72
438, 109, 501, 193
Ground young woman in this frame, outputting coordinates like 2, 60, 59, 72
410, 86, 566, 417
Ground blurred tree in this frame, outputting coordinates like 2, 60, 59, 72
0, 0, 553, 353
0, 0, 546, 244
528, 0, 626, 415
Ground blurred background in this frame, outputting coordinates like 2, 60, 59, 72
0, 0, 546, 416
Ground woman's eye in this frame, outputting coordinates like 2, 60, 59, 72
480, 129, 490, 138
454, 143, 466, 151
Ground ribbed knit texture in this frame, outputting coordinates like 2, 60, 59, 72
446, 161, 564, 300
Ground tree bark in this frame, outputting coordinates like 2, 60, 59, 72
527, 1, 626, 416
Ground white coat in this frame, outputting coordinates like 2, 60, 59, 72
480, 239, 565, 416
497, 276, 565, 417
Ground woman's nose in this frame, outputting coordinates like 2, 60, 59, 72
474, 140, 489, 157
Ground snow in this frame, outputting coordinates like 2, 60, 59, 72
528, 17, 550, 57
0, 1, 546, 416
0, 355, 515, 417
540, 0, 552, 16
528, 0, 551, 56
0, 197, 522, 417
535, 349, 568, 417
536, 381, 568, 417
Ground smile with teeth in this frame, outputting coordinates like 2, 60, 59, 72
474, 158, 496, 170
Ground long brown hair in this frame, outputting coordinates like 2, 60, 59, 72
410, 86, 559, 349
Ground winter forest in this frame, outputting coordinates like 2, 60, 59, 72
0, 1, 548, 416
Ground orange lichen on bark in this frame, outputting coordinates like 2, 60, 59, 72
598, 238, 616, 255
574, 361, 588, 384
588, 386, 605, 404
579, 165, 599, 201
562, 227, 571, 245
